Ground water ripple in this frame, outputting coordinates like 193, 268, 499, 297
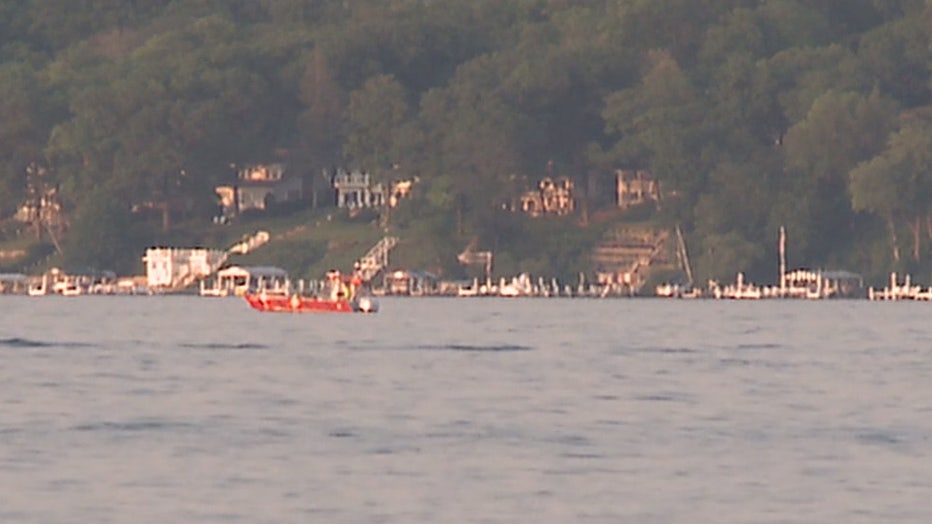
178, 342, 269, 350
637, 346, 699, 354
0, 337, 94, 349
0, 337, 47, 348
736, 343, 782, 350
634, 392, 694, 403
413, 343, 533, 352
71, 419, 196, 433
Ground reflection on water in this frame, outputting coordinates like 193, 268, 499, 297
1, 296, 931, 523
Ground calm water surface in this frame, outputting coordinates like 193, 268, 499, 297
1, 296, 931, 523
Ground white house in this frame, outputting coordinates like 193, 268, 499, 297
143, 247, 228, 291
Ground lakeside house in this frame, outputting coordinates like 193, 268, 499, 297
331, 169, 385, 209
215, 163, 304, 221
330, 168, 416, 211
517, 176, 575, 217
616, 169, 660, 209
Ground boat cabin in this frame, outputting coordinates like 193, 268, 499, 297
781, 269, 864, 299
0, 273, 29, 294
382, 269, 439, 296
200, 265, 289, 296
27, 267, 118, 296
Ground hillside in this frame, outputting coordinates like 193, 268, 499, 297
1, 200, 680, 291
0, 1, 928, 285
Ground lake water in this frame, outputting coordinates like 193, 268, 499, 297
1, 296, 931, 523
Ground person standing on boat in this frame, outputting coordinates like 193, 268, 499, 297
350, 262, 364, 299
326, 270, 343, 301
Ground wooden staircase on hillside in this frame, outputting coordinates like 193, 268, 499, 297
591, 226, 670, 293
356, 236, 398, 282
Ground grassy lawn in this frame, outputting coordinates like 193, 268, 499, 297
212, 207, 389, 280
0, 221, 56, 273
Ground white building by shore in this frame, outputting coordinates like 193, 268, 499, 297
143, 247, 227, 291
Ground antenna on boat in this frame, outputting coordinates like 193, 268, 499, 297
779, 226, 787, 295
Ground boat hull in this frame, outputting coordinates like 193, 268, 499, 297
243, 293, 377, 313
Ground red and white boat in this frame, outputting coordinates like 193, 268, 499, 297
243, 291, 377, 313
243, 269, 377, 313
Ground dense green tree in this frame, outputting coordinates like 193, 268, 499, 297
294, 46, 346, 208
608, 0, 739, 67
0, 63, 53, 217
59, 186, 148, 274
782, 89, 898, 263
691, 153, 785, 281
602, 49, 709, 216
343, 74, 410, 173
417, 54, 529, 236
25, 0, 169, 52
47, 13, 290, 231
850, 118, 932, 264
296, 47, 345, 167
856, 15, 932, 107
694, 231, 766, 284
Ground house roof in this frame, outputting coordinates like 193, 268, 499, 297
786, 268, 862, 281
389, 269, 439, 280
820, 270, 862, 280
217, 265, 288, 278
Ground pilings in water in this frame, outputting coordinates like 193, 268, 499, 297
867, 272, 932, 301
